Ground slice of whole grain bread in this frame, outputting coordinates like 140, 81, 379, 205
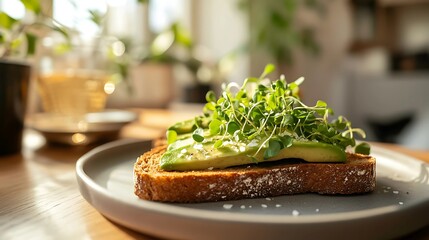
134, 145, 376, 203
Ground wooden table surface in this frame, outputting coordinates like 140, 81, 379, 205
1, 108, 429, 240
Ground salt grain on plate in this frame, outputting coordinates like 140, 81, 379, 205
261, 204, 268, 208
393, 190, 399, 194
315, 209, 320, 212
292, 210, 300, 216
240, 205, 246, 209
223, 204, 233, 209
275, 204, 282, 208
399, 202, 404, 205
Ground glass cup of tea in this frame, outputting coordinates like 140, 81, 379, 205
36, 34, 113, 131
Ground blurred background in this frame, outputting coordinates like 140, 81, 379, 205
1, 0, 429, 149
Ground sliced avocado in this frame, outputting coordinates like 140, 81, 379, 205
168, 118, 211, 135
160, 140, 346, 171
168, 119, 196, 134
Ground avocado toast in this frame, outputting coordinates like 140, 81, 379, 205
134, 64, 376, 203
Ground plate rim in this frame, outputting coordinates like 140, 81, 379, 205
76, 139, 429, 225
27, 109, 137, 134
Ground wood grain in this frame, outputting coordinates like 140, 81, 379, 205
0, 141, 159, 240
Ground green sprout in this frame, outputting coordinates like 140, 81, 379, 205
168, 64, 370, 158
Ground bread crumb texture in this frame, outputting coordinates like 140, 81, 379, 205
134, 146, 376, 203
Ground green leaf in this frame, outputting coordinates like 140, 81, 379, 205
266, 93, 276, 110
332, 116, 347, 130
270, 10, 287, 28
25, 33, 37, 56
214, 139, 223, 148
206, 91, 216, 102
279, 135, 293, 148
275, 80, 286, 95
53, 42, 72, 55
243, 77, 259, 87
355, 142, 371, 155
257, 84, 268, 92
235, 90, 246, 99
38, 19, 71, 43
209, 119, 222, 135
0, 12, 17, 29
172, 23, 193, 48
204, 102, 216, 111
166, 130, 177, 144
264, 139, 282, 159
89, 10, 104, 26
192, 128, 205, 142
316, 100, 327, 108
227, 121, 240, 135
20, 0, 41, 14
260, 64, 275, 79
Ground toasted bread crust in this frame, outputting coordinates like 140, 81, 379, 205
134, 145, 376, 203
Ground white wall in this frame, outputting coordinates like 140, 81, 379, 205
194, 0, 249, 84
396, 4, 429, 53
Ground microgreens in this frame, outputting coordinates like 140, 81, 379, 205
168, 64, 370, 158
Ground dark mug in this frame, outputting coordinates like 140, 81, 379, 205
0, 60, 31, 155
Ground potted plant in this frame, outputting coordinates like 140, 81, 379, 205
108, 22, 210, 107
139, 22, 206, 104
0, 1, 67, 155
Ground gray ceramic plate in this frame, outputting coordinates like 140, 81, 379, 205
76, 139, 429, 240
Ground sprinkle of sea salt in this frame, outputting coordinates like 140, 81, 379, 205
194, 144, 204, 150
265, 197, 272, 201
261, 204, 268, 208
393, 190, 399, 194
223, 204, 233, 209
292, 210, 300, 216
240, 205, 246, 209
275, 204, 282, 208
399, 202, 404, 205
